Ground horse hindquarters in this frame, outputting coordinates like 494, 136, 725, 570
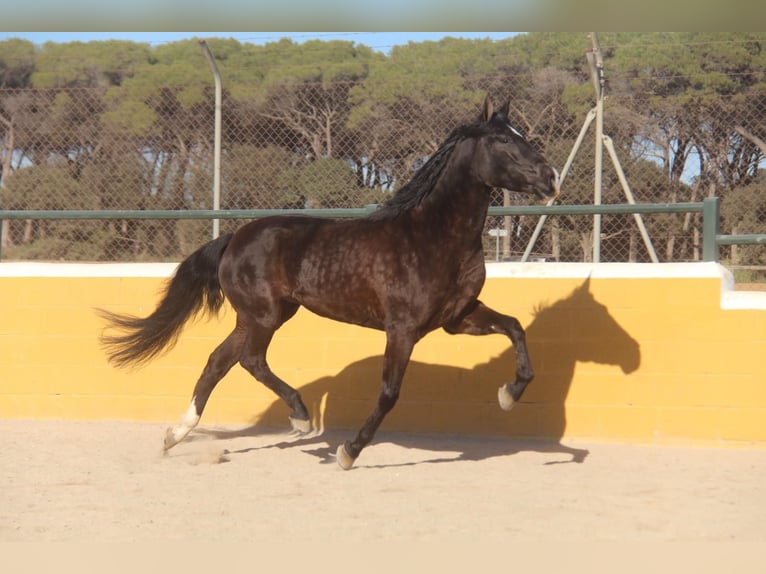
165, 222, 315, 452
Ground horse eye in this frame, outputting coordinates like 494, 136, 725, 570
500, 136, 510, 144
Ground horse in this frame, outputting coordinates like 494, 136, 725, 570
98, 95, 560, 470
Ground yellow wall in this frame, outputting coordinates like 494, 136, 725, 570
1, 262, 764, 446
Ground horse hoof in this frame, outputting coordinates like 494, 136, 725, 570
163, 427, 178, 451
336, 444, 356, 471
498, 385, 515, 411
289, 416, 312, 434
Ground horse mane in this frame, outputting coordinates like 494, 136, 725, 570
368, 120, 486, 220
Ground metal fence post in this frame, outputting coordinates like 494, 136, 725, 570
200, 40, 222, 240
702, 197, 720, 262
587, 33, 605, 263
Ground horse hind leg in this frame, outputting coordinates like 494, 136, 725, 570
238, 321, 312, 434
164, 327, 246, 452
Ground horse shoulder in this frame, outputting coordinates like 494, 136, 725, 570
456, 251, 487, 294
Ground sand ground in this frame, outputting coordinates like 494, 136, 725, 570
2, 418, 765, 545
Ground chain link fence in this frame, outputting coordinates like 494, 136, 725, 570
1, 34, 764, 274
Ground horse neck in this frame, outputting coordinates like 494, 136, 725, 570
409, 143, 491, 243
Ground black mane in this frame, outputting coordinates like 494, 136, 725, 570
369, 118, 493, 220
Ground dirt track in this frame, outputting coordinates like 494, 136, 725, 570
2, 419, 766, 544
736, 283, 766, 291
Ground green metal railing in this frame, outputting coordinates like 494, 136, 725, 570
0, 197, 763, 263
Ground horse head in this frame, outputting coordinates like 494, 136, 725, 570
473, 94, 560, 202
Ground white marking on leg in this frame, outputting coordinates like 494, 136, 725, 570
498, 385, 516, 411
336, 444, 355, 471
167, 397, 200, 447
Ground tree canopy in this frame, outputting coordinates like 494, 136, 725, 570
0, 32, 763, 265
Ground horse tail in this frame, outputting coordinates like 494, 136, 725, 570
98, 233, 234, 368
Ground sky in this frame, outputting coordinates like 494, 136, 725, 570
0, 31, 519, 54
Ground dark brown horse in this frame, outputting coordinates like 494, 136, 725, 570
99, 95, 559, 470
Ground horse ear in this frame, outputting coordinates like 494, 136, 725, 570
482, 94, 494, 121
496, 98, 511, 119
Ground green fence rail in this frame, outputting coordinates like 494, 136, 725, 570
0, 197, 763, 263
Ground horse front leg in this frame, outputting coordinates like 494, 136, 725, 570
444, 300, 533, 411
336, 329, 416, 470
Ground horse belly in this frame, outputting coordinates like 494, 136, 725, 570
293, 268, 387, 330
300, 296, 386, 331
291, 235, 390, 330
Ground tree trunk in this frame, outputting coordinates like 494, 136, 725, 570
0, 220, 8, 251
734, 126, 766, 159
665, 234, 676, 262
679, 180, 700, 262
692, 223, 700, 261
324, 115, 333, 159
1, 116, 15, 249
311, 133, 323, 160
629, 232, 637, 262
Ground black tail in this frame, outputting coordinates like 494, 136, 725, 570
98, 233, 234, 368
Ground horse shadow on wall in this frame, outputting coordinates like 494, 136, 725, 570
209, 278, 641, 467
